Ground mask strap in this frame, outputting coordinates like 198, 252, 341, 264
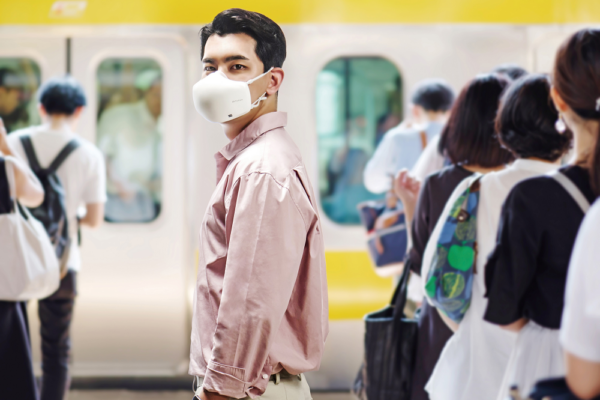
247, 67, 274, 85
251, 92, 268, 109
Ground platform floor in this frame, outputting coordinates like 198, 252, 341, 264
69, 390, 354, 400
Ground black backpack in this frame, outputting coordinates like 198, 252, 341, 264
20, 135, 80, 275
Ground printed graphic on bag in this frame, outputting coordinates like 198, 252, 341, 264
425, 177, 481, 323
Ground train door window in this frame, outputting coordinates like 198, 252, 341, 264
96, 58, 162, 223
317, 57, 402, 224
0, 59, 41, 133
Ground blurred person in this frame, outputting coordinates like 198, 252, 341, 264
190, 9, 327, 400
364, 79, 454, 193
492, 63, 528, 81
392, 73, 512, 400
0, 117, 44, 400
484, 29, 600, 399
414, 74, 570, 400
97, 69, 162, 222
0, 64, 41, 133
412, 66, 527, 181
7, 76, 106, 400
0, 68, 23, 130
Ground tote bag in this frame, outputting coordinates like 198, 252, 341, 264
353, 263, 418, 400
0, 157, 60, 301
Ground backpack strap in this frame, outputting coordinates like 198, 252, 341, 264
548, 170, 590, 214
19, 135, 43, 174
47, 140, 80, 175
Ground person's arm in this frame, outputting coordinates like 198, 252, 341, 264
483, 185, 541, 327
80, 203, 104, 228
393, 169, 421, 228
564, 353, 600, 399
363, 133, 396, 194
199, 172, 317, 399
0, 118, 44, 207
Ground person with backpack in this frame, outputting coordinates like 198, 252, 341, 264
7, 75, 106, 400
484, 29, 600, 400
0, 116, 45, 400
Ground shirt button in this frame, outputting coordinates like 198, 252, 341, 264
262, 374, 269, 379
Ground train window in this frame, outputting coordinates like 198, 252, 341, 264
0, 58, 41, 133
96, 58, 163, 223
317, 57, 402, 224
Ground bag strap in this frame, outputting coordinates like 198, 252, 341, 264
47, 139, 80, 174
549, 170, 590, 214
391, 262, 412, 320
19, 135, 42, 174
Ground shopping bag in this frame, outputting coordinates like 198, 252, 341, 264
353, 263, 418, 400
0, 157, 60, 301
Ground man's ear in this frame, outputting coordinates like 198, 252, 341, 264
550, 86, 569, 112
37, 104, 48, 119
71, 106, 85, 119
266, 68, 284, 96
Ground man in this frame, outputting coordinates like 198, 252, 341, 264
363, 79, 454, 193
97, 70, 162, 222
0, 68, 23, 131
189, 9, 328, 400
8, 76, 106, 400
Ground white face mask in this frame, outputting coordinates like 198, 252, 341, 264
192, 67, 273, 123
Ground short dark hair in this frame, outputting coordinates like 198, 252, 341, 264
411, 79, 455, 112
496, 74, 571, 162
38, 75, 86, 116
492, 64, 528, 81
0, 68, 21, 89
199, 9, 286, 72
438, 73, 514, 168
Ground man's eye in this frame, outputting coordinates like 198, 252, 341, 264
203, 66, 216, 72
232, 64, 246, 71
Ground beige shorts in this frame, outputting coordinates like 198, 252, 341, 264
194, 371, 312, 400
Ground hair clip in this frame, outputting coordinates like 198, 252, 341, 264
596, 97, 600, 112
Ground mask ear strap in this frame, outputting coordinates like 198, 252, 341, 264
247, 67, 274, 85
251, 92, 268, 109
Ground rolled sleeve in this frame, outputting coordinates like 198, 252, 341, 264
202, 172, 308, 399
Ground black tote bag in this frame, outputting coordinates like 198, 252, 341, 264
353, 263, 418, 400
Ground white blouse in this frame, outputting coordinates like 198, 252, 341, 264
421, 159, 558, 400
560, 199, 600, 362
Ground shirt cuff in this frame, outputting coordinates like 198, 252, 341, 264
202, 360, 247, 399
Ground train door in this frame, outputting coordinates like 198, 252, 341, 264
67, 34, 190, 376
0, 36, 65, 133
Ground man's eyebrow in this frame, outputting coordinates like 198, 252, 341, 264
202, 55, 250, 64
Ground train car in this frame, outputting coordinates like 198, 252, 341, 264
0, 0, 598, 390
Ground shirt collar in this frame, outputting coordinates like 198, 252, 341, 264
218, 112, 287, 161
510, 158, 559, 174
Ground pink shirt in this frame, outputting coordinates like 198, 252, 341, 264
189, 112, 329, 399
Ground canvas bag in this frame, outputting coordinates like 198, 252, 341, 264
0, 156, 60, 301
425, 174, 483, 323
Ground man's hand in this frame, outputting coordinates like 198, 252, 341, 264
198, 389, 230, 400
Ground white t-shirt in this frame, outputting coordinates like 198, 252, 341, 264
421, 159, 559, 400
560, 199, 600, 362
8, 125, 106, 272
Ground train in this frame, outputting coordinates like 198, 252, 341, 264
0, 0, 598, 390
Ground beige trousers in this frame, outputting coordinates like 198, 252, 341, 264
195, 371, 312, 400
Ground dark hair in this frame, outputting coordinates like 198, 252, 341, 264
0, 68, 20, 89
37, 75, 86, 116
438, 73, 513, 168
496, 74, 571, 162
411, 79, 455, 112
199, 8, 286, 72
492, 64, 528, 81
553, 29, 600, 196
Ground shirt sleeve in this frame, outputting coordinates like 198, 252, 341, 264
82, 147, 107, 204
201, 172, 309, 399
560, 202, 600, 362
484, 185, 542, 325
411, 135, 444, 181
363, 132, 396, 194
405, 176, 433, 276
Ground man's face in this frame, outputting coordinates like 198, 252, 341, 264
144, 82, 162, 119
202, 33, 267, 102
0, 87, 21, 115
